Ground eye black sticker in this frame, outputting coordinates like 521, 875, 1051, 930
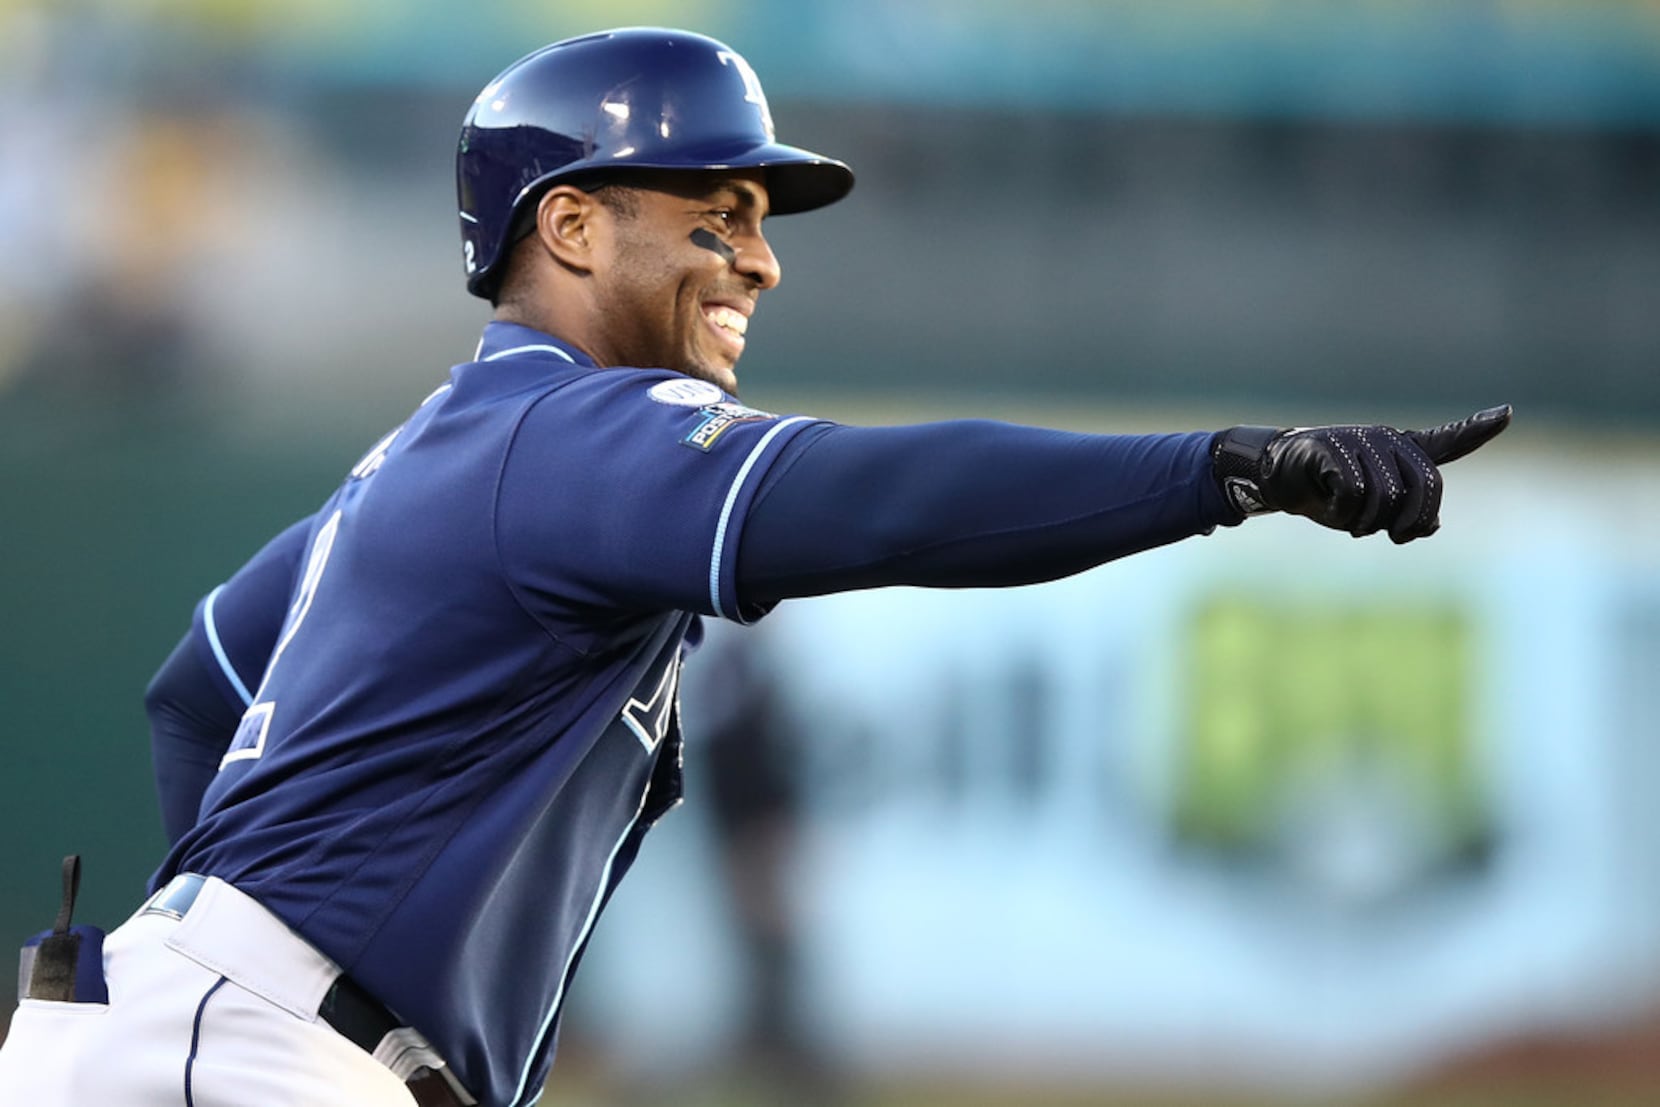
689, 228, 737, 263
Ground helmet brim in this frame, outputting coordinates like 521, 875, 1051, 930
560, 142, 854, 216
736, 145, 855, 215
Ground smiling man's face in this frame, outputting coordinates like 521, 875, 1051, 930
587, 168, 780, 394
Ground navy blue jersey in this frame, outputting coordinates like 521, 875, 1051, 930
146, 321, 1240, 1107
154, 323, 823, 1106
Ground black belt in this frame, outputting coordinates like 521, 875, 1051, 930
143, 875, 464, 1107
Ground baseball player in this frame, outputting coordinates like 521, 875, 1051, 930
0, 27, 1510, 1107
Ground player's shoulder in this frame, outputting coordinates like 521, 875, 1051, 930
522, 365, 755, 423
506, 365, 823, 474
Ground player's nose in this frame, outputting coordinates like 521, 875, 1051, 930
735, 230, 781, 291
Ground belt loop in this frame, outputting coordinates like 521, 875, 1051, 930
139, 874, 207, 922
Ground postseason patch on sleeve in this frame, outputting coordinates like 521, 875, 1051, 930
642, 378, 774, 451
681, 402, 775, 452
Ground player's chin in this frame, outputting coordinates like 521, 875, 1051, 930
682, 357, 740, 397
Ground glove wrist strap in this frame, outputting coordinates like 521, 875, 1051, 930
1211, 426, 1284, 517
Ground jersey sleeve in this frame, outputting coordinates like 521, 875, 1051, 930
735, 421, 1237, 603
495, 374, 823, 631
188, 517, 314, 709
145, 517, 312, 841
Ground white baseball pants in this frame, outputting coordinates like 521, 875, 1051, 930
0, 877, 418, 1106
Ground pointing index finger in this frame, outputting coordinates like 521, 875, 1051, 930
1404, 403, 1513, 466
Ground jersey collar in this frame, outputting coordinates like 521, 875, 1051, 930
473, 322, 597, 368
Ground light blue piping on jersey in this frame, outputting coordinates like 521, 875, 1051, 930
202, 585, 254, 707
709, 416, 811, 622
481, 344, 577, 363
510, 772, 656, 1107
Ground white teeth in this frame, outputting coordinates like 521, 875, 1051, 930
707, 306, 748, 336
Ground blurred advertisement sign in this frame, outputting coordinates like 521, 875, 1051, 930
1178, 598, 1490, 907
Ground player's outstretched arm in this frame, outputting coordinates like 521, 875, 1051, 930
734, 407, 1508, 610
737, 422, 1234, 606
1210, 404, 1512, 543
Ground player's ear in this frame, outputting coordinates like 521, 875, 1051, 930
532, 186, 602, 273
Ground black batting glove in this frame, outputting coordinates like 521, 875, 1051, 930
1211, 404, 1512, 543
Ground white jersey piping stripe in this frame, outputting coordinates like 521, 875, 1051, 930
510, 771, 655, 1107
203, 585, 254, 707
709, 417, 811, 621
482, 344, 577, 364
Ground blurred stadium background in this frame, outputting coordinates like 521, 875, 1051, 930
3, 1, 1658, 1104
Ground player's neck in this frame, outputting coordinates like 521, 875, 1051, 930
491, 304, 604, 366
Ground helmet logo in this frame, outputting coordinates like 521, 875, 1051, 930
715, 50, 775, 141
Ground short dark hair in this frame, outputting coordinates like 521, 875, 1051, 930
573, 174, 642, 219
504, 176, 638, 248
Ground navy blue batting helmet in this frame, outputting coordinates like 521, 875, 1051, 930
456, 27, 855, 300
